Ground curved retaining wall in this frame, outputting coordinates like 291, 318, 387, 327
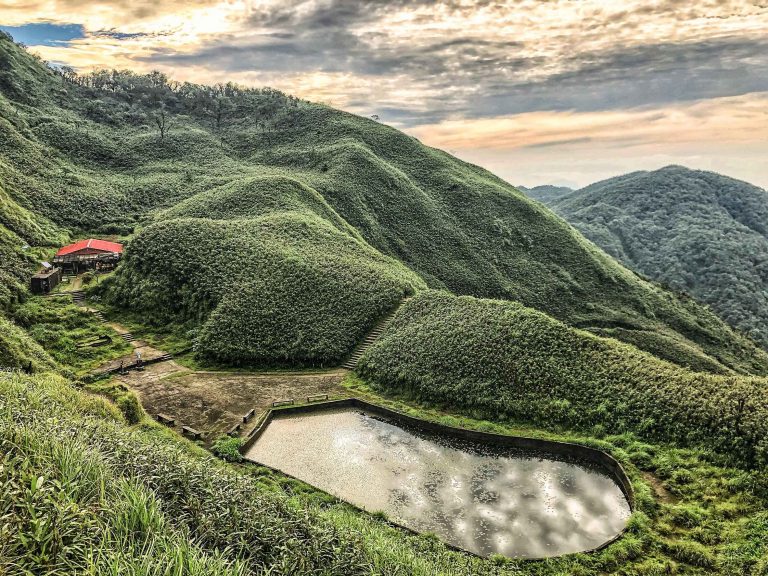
240, 397, 635, 557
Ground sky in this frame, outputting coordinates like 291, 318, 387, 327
2, 0, 768, 189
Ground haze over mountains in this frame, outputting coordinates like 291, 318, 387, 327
525, 166, 768, 349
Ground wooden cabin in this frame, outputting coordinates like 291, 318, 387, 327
53, 239, 124, 273
30, 267, 62, 295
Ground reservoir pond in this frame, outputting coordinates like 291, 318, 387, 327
245, 407, 631, 558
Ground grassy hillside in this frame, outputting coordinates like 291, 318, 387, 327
0, 371, 371, 574
1, 31, 768, 576
106, 212, 423, 366
359, 291, 768, 468
536, 166, 768, 349
0, 34, 766, 372
0, 183, 65, 308
0, 314, 57, 372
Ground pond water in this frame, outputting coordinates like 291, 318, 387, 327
245, 407, 631, 558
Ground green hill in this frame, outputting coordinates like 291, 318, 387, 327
359, 291, 768, 468
109, 213, 422, 366
2, 33, 768, 575
531, 166, 768, 349
0, 34, 767, 372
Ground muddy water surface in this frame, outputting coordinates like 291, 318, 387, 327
245, 407, 631, 558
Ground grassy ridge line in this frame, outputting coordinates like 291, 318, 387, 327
359, 291, 768, 468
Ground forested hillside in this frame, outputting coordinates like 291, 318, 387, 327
535, 166, 768, 349
517, 184, 574, 204
1, 33, 767, 372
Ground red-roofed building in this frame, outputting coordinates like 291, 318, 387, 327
53, 239, 124, 272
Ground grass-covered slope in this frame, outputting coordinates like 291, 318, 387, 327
359, 291, 768, 468
1, 33, 767, 373
0, 314, 57, 372
538, 166, 768, 349
107, 212, 423, 366
243, 108, 768, 374
0, 371, 375, 574
0, 182, 65, 308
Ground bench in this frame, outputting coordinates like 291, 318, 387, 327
307, 394, 329, 403
76, 335, 111, 349
156, 413, 175, 426
271, 399, 294, 408
182, 426, 202, 440
242, 408, 256, 423
228, 422, 242, 437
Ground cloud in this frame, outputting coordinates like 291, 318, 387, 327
409, 92, 768, 188
6, 0, 768, 186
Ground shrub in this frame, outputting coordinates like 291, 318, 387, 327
211, 435, 243, 462
664, 539, 716, 568
116, 392, 144, 425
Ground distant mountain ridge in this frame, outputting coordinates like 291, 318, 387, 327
529, 165, 768, 348
517, 184, 574, 204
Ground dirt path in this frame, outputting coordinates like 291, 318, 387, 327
91, 321, 172, 374
641, 471, 678, 504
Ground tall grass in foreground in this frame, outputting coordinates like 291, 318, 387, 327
2, 371, 768, 574
0, 372, 370, 575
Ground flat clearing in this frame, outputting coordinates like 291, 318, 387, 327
113, 365, 347, 442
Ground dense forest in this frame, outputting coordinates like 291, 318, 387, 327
529, 166, 768, 349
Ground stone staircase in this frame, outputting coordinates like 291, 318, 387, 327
71, 290, 85, 305
120, 332, 135, 343
342, 298, 410, 370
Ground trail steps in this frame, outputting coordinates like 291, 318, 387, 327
342, 297, 410, 370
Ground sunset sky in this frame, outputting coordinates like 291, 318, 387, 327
2, 0, 767, 188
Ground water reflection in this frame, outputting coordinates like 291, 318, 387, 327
245, 408, 630, 558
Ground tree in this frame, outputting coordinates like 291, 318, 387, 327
154, 104, 171, 141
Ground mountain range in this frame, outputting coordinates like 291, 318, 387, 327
1, 32, 768, 575
526, 166, 768, 349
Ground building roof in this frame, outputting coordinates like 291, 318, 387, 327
55, 239, 124, 257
